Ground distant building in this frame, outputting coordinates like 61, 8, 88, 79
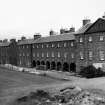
1, 16, 105, 72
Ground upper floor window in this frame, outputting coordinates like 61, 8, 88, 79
100, 36, 104, 41
79, 37, 83, 42
27, 53, 29, 56
23, 53, 25, 56
46, 44, 49, 48
99, 50, 104, 60
37, 53, 39, 57
71, 53, 74, 58
89, 51, 93, 60
42, 44, 44, 48
37, 45, 39, 48
27, 45, 28, 48
58, 52, 60, 58
42, 53, 44, 57
57, 43, 60, 48
51, 52, 54, 57
52, 44, 54, 48
64, 52, 67, 58
80, 52, 84, 59
19, 53, 21, 56
64, 43, 67, 47
71, 42, 74, 47
33, 53, 35, 57
89, 36, 92, 42
47, 52, 49, 57
23, 46, 24, 49
33, 45, 34, 48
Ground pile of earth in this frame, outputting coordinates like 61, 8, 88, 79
13, 86, 105, 105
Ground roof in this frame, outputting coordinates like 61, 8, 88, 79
75, 23, 92, 35
0, 42, 10, 47
18, 39, 34, 45
32, 32, 75, 44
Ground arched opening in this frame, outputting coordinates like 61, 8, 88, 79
63, 62, 69, 72
70, 62, 76, 72
36, 60, 40, 65
41, 61, 45, 65
32, 60, 36, 67
46, 61, 50, 70
57, 62, 62, 71
51, 61, 56, 70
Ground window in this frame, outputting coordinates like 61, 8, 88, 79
42, 44, 44, 48
64, 43, 67, 47
89, 36, 92, 42
79, 37, 83, 42
37, 45, 39, 48
37, 53, 39, 57
23, 46, 24, 49
52, 52, 54, 57
71, 42, 74, 46
58, 52, 60, 57
19, 53, 21, 56
99, 51, 104, 60
33, 45, 34, 48
89, 51, 93, 60
57, 43, 60, 48
20, 60, 21, 65
71, 53, 74, 58
33, 53, 35, 57
80, 52, 84, 59
42, 53, 44, 57
27, 45, 28, 48
52, 44, 54, 48
27, 53, 29, 56
23, 53, 25, 56
100, 36, 104, 41
47, 52, 49, 57
46, 44, 49, 48
64, 52, 67, 58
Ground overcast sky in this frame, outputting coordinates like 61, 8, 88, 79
0, 0, 105, 40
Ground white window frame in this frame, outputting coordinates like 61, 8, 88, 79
71, 42, 74, 47
64, 42, 67, 47
42, 53, 44, 57
100, 36, 104, 41
58, 52, 60, 58
79, 37, 83, 42
89, 36, 92, 42
71, 53, 74, 58
80, 52, 84, 59
99, 50, 104, 61
64, 52, 67, 58
52, 52, 54, 57
89, 51, 93, 60
47, 52, 49, 57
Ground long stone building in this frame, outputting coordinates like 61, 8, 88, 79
0, 16, 105, 72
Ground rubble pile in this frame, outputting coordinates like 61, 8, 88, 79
16, 87, 105, 105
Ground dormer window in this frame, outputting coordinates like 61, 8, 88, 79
89, 36, 92, 42
100, 36, 104, 41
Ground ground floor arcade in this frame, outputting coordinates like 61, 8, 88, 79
32, 60, 76, 72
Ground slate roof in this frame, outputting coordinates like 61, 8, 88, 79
32, 32, 75, 44
18, 39, 34, 45
0, 42, 10, 47
75, 23, 92, 35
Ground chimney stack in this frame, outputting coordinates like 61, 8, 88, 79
49, 30, 55, 36
34, 33, 41, 40
83, 19, 91, 26
69, 27, 75, 32
21, 36, 26, 40
10, 39, 16, 43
